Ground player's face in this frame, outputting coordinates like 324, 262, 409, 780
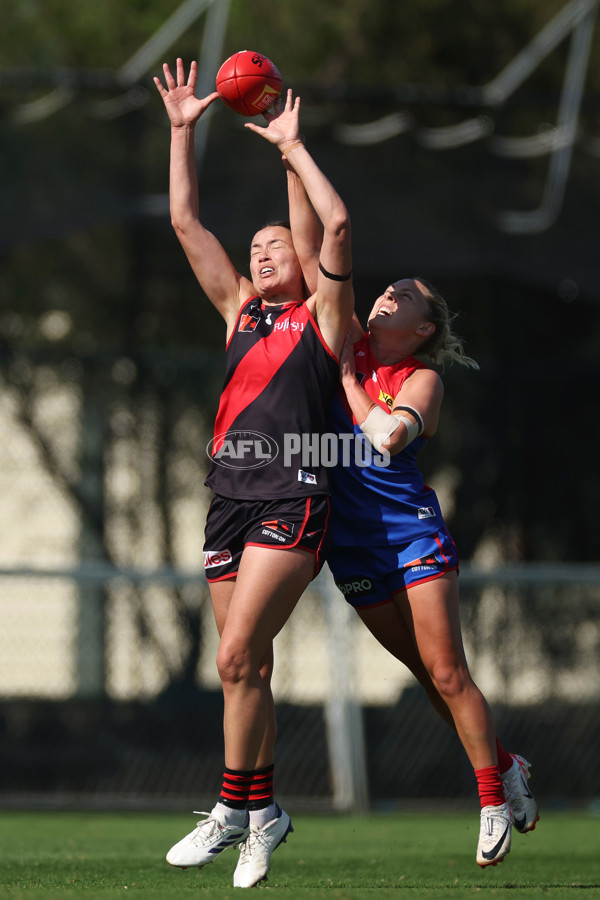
249, 226, 302, 297
367, 278, 433, 335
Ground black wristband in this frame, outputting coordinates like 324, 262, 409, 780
319, 261, 353, 282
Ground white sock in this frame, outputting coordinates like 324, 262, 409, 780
249, 802, 279, 829
212, 802, 248, 826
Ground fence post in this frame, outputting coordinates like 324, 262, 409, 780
319, 569, 369, 813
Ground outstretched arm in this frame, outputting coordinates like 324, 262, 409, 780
284, 156, 364, 331
154, 59, 253, 328
247, 90, 353, 357
284, 155, 322, 296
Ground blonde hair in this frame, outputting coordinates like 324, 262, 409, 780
414, 278, 479, 370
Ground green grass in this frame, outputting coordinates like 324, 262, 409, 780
0, 809, 598, 898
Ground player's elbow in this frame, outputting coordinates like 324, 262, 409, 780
338, 213, 352, 243
171, 214, 201, 248
326, 202, 351, 241
171, 213, 190, 236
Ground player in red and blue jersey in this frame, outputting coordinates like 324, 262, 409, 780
155, 61, 353, 886
326, 281, 538, 867
281, 138, 539, 867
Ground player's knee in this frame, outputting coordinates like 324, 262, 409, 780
259, 656, 273, 686
429, 659, 469, 700
216, 640, 252, 686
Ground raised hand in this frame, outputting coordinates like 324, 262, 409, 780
244, 89, 301, 148
154, 58, 219, 127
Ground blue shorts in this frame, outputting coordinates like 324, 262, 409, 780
327, 529, 459, 609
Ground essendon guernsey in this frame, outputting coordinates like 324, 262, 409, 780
206, 297, 339, 500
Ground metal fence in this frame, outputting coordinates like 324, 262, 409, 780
0, 562, 599, 811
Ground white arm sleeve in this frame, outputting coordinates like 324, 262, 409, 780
359, 406, 420, 453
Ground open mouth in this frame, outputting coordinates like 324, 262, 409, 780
377, 306, 394, 317
260, 266, 275, 276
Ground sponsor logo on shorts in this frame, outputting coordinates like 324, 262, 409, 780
204, 549, 233, 569
336, 577, 375, 599
261, 518, 295, 538
417, 507, 437, 519
261, 529, 287, 542
405, 554, 441, 572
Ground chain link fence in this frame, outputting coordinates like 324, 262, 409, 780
0, 563, 599, 811
0, 356, 599, 811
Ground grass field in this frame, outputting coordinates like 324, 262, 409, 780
0, 809, 598, 899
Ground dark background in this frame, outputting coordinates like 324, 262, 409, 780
0, 0, 598, 808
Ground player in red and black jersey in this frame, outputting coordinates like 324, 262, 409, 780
155, 60, 353, 885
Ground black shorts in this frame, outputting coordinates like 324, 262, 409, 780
203, 494, 332, 582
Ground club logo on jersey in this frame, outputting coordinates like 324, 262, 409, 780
378, 389, 394, 409
204, 549, 233, 569
336, 577, 375, 599
261, 518, 295, 538
417, 507, 437, 519
239, 312, 260, 332
207, 430, 279, 469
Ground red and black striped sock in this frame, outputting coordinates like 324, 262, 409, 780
219, 768, 254, 809
219, 765, 275, 810
247, 764, 274, 811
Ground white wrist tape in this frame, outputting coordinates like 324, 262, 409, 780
359, 406, 420, 453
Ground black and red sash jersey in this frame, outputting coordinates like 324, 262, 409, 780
205, 296, 339, 500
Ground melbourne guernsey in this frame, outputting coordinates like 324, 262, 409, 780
329, 335, 445, 546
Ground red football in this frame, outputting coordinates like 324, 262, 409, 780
216, 50, 282, 116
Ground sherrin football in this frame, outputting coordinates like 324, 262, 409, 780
216, 50, 282, 116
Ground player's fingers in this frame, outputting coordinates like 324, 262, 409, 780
244, 122, 265, 137
284, 88, 293, 111
202, 91, 220, 108
188, 59, 198, 89
176, 57, 186, 87
153, 76, 166, 97
163, 62, 176, 90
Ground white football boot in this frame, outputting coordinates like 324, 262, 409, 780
501, 754, 539, 833
233, 805, 293, 888
166, 808, 250, 868
476, 802, 512, 867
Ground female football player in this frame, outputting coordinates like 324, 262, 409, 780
154, 60, 353, 887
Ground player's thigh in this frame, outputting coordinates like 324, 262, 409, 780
210, 578, 237, 636
399, 572, 469, 670
220, 544, 315, 658
356, 601, 418, 665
